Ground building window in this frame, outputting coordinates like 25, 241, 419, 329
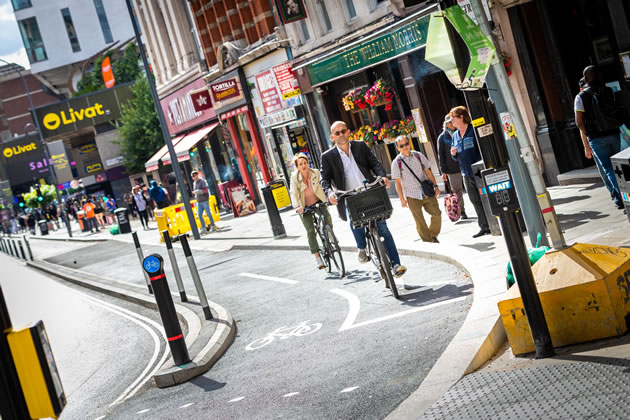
11, 0, 31, 11
370, 0, 386, 11
61, 8, 81, 52
315, 0, 332, 34
298, 19, 310, 42
93, 0, 113, 43
343, 0, 357, 21
17, 17, 47, 63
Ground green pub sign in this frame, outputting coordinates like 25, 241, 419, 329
306, 14, 431, 86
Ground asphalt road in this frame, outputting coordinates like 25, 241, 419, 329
0, 251, 169, 420
28, 239, 472, 419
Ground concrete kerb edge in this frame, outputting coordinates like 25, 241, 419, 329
230, 242, 507, 417
28, 236, 109, 243
25, 259, 236, 389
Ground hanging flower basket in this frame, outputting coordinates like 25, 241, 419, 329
342, 87, 368, 111
364, 79, 396, 110
377, 116, 416, 142
349, 124, 381, 148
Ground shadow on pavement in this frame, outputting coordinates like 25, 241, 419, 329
341, 269, 381, 285
460, 241, 496, 252
557, 211, 608, 230
398, 283, 473, 307
578, 183, 603, 192
189, 376, 227, 392
551, 195, 591, 206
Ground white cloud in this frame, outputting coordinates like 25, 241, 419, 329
0, 2, 15, 23
0, 48, 30, 70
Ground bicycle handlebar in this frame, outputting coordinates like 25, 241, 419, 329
333, 176, 387, 199
302, 202, 330, 214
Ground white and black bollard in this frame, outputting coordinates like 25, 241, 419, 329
178, 234, 212, 320
132, 231, 153, 294
10, 239, 17, 258
17, 240, 26, 261
1, 238, 6, 253
142, 254, 191, 366
162, 230, 187, 302
22, 235, 33, 261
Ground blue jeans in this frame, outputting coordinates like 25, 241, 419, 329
348, 214, 401, 266
197, 200, 215, 229
589, 134, 622, 205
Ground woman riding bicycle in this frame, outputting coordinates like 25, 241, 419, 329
290, 153, 333, 269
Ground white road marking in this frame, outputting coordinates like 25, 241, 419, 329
239, 272, 298, 284
283, 392, 300, 397
229, 397, 245, 402
330, 288, 467, 331
93, 416, 106, 420
137, 409, 150, 414
58, 285, 170, 406
180, 403, 194, 408
341, 386, 359, 393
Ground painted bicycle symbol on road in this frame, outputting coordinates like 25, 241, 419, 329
245, 320, 322, 351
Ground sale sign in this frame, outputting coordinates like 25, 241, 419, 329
255, 70, 282, 114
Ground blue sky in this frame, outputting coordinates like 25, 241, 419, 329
0, 0, 30, 69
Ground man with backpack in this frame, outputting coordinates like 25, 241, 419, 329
575, 65, 625, 210
149, 180, 169, 209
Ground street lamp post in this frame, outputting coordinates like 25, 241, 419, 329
0, 58, 73, 237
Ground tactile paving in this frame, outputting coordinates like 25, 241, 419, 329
422, 358, 630, 419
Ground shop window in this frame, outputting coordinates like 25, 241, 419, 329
315, 0, 332, 34
93, 0, 113, 44
61, 8, 81, 53
11, 0, 31, 11
343, 0, 357, 22
18, 17, 47, 63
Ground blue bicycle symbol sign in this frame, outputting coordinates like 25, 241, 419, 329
143, 256, 161, 273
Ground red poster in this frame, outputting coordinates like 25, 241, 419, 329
190, 88, 213, 112
272, 62, 301, 99
102, 56, 115, 89
209, 78, 240, 102
255, 70, 282, 114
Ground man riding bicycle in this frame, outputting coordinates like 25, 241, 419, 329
320, 121, 407, 278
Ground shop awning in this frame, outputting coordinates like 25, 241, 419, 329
144, 134, 187, 172
161, 123, 219, 165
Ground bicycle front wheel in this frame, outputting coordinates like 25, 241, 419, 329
324, 225, 345, 277
316, 228, 331, 272
373, 230, 398, 299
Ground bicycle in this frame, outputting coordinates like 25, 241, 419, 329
303, 202, 345, 277
245, 320, 322, 351
336, 177, 399, 299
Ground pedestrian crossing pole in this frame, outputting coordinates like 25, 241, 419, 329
132, 232, 153, 295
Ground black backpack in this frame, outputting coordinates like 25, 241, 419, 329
582, 86, 628, 137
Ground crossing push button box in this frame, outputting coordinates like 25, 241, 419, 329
481, 166, 520, 216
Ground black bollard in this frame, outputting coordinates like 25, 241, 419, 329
17, 240, 26, 261
132, 232, 153, 294
142, 254, 191, 366
178, 234, 212, 320
261, 184, 286, 239
162, 231, 187, 302
22, 235, 33, 261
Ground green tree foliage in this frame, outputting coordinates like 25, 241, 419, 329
74, 43, 141, 97
23, 184, 56, 208
117, 77, 164, 174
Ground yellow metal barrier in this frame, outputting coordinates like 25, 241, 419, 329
158, 196, 220, 242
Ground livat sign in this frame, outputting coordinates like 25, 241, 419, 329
2, 142, 37, 158
167, 93, 202, 127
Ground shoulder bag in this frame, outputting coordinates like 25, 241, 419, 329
398, 153, 435, 197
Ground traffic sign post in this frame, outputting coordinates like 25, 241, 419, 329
142, 254, 191, 366
178, 234, 212, 320
132, 232, 153, 295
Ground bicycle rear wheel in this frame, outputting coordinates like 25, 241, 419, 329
324, 225, 345, 277
372, 230, 398, 299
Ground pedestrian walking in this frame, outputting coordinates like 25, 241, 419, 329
131, 185, 150, 230
26, 213, 35, 234
191, 170, 218, 233
18, 213, 26, 233
438, 115, 467, 219
149, 180, 169, 209
449, 106, 490, 238
391, 135, 442, 243
320, 120, 407, 278
290, 153, 332, 269
574, 65, 625, 211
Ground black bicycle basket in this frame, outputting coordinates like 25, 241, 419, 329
346, 184, 393, 229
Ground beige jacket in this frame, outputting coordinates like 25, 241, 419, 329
290, 168, 327, 209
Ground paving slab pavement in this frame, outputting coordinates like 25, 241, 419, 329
21, 181, 630, 417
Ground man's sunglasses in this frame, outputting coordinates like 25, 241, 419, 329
333, 129, 348, 136
398, 142, 410, 148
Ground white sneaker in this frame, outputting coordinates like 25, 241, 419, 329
393, 264, 407, 278
357, 249, 369, 264
315, 256, 326, 269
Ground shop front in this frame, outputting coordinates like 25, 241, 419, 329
295, 4, 465, 175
